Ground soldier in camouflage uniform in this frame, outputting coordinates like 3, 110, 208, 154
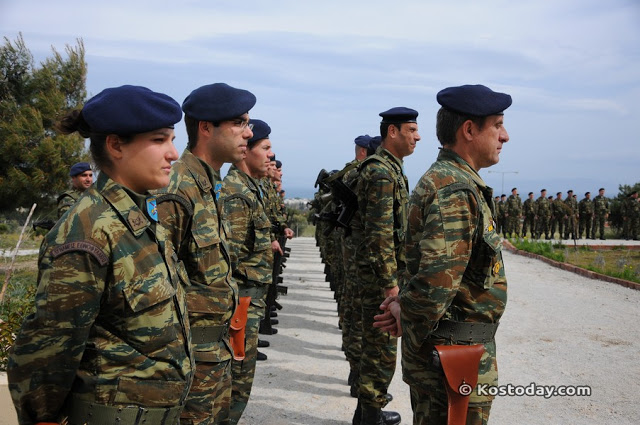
521, 192, 536, 237
505, 187, 521, 238
622, 191, 639, 240
535, 189, 551, 239
336, 134, 377, 398
57, 162, 94, 218
155, 83, 256, 425
220, 119, 276, 424
550, 192, 565, 239
8, 86, 193, 425
375, 84, 511, 425
578, 192, 594, 239
564, 190, 578, 240
591, 188, 609, 240
353, 107, 420, 425
496, 194, 507, 236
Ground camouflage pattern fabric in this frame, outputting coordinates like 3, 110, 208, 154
622, 197, 640, 240
262, 178, 286, 239
551, 198, 568, 239
220, 166, 273, 424
56, 187, 84, 218
354, 147, 408, 409
8, 172, 193, 425
521, 198, 536, 237
535, 196, 551, 238
592, 195, 609, 239
505, 194, 521, 237
155, 149, 235, 425
399, 149, 507, 425
496, 200, 506, 235
578, 197, 594, 239
563, 196, 578, 239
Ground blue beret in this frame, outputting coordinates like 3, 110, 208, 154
269, 154, 276, 161
379, 107, 418, 124
369, 135, 382, 150
69, 162, 91, 177
82, 85, 181, 134
354, 134, 371, 148
437, 84, 512, 116
275, 160, 282, 169
182, 83, 256, 122
248, 119, 271, 145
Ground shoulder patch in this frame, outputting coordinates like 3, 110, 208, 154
156, 193, 194, 216
51, 240, 109, 266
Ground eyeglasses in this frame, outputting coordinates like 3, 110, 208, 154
230, 118, 254, 131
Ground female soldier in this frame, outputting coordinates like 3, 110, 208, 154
8, 85, 193, 425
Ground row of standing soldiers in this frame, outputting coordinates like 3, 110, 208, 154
495, 188, 621, 240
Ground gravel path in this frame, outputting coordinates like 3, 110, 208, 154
2, 236, 639, 425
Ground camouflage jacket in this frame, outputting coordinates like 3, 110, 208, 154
399, 149, 507, 364
506, 194, 522, 216
221, 166, 273, 286
565, 196, 578, 215
535, 196, 551, 217
8, 172, 193, 424
355, 147, 409, 290
552, 198, 569, 217
593, 195, 609, 216
57, 187, 84, 218
522, 198, 536, 216
261, 178, 286, 240
497, 200, 506, 218
578, 198, 594, 216
155, 149, 235, 363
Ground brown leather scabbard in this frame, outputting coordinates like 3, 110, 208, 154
434, 344, 485, 425
229, 296, 251, 361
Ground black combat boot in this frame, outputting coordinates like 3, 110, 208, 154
257, 351, 267, 361
360, 405, 401, 425
352, 401, 361, 425
258, 339, 270, 348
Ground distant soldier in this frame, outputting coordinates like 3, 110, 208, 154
522, 192, 536, 237
578, 192, 594, 239
220, 119, 276, 424
353, 107, 420, 425
564, 190, 578, 239
505, 187, 522, 238
535, 189, 551, 239
57, 162, 93, 218
497, 194, 507, 236
622, 191, 639, 240
591, 188, 609, 240
550, 192, 567, 239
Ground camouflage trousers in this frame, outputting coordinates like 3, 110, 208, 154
592, 214, 606, 239
505, 216, 520, 236
623, 217, 639, 239
536, 215, 551, 238
357, 274, 397, 408
181, 358, 232, 425
579, 216, 593, 238
344, 276, 363, 375
402, 338, 498, 425
564, 216, 577, 239
550, 214, 564, 239
228, 298, 265, 425
521, 214, 535, 237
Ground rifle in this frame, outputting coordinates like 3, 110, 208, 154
313, 168, 359, 236
260, 231, 290, 335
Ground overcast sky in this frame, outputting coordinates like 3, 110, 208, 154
2, 0, 639, 198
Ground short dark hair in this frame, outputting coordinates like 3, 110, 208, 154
436, 107, 487, 147
380, 122, 401, 141
184, 115, 220, 150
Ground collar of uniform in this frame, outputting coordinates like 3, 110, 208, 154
180, 149, 215, 193
437, 149, 488, 190
95, 172, 150, 236
228, 165, 262, 197
376, 146, 405, 171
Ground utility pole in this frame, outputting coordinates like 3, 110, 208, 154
487, 170, 519, 195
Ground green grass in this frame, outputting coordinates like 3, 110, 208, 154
510, 238, 640, 284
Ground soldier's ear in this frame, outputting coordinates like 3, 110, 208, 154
105, 134, 125, 161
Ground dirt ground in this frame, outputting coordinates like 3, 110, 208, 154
2, 237, 639, 424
